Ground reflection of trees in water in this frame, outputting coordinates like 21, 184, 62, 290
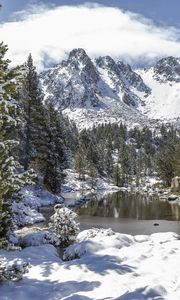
76, 192, 180, 221
170, 204, 180, 221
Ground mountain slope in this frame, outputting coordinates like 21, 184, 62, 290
41, 50, 180, 129
41, 49, 151, 129
137, 57, 180, 120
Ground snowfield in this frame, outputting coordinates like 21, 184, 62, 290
137, 67, 180, 120
1, 229, 180, 300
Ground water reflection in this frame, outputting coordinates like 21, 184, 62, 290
76, 191, 180, 221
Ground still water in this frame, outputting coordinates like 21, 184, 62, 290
41, 191, 180, 235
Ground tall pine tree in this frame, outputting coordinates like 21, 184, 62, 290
18, 56, 67, 193
43, 104, 67, 193
18, 54, 45, 170
0, 43, 33, 243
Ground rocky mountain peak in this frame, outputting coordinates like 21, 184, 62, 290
153, 56, 180, 82
41, 48, 101, 109
68, 48, 90, 64
95, 56, 116, 69
95, 56, 150, 96
68, 48, 100, 83
116, 61, 151, 95
41, 49, 180, 129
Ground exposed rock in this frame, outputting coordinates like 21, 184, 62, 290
40, 49, 180, 129
153, 56, 180, 83
116, 60, 151, 94
168, 194, 179, 201
41, 48, 101, 109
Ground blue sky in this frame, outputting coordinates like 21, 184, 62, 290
1, 0, 180, 70
1, 0, 180, 27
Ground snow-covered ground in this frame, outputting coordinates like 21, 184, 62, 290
1, 228, 180, 299
12, 185, 64, 227
61, 169, 120, 192
62, 169, 162, 195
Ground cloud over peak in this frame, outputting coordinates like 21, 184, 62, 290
1, 3, 180, 70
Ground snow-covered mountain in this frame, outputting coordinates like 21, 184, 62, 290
137, 57, 180, 120
41, 49, 180, 129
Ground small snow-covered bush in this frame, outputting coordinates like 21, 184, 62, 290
19, 231, 58, 248
63, 240, 89, 261
0, 258, 29, 281
48, 205, 79, 247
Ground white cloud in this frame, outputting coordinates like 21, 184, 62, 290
1, 3, 180, 70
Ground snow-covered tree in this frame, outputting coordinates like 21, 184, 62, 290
48, 205, 79, 247
42, 103, 67, 193
0, 43, 34, 245
0, 258, 29, 281
18, 53, 46, 171
74, 149, 87, 180
18, 56, 66, 193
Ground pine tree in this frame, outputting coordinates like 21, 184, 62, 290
74, 148, 86, 180
18, 56, 67, 193
118, 142, 131, 185
88, 163, 97, 188
18, 54, 45, 170
156, 127, 177, 187
174, 141, 180, 177
48, 205, 79, 247
42, 104, 66, 193
113, 164, 124, 187
0, 43, 33, 243
104, 141, 113, 178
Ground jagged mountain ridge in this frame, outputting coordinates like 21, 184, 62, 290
41, 49, 180, 129
137, 57, 180, 120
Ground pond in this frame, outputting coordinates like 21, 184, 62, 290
40, 191, 180, 235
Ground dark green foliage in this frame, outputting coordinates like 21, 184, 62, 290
113, 164, 124, 187
17, 55, 68, 193
155, 126, 178, 186
88, 163, 97, 188
74, 148, 87, 180
41, 104, 67, 193
76, 122, 180, 188
17, 54, 45, 170
174, 141, 180, 176
104, 142, 113, 177
0, 43, 34, 241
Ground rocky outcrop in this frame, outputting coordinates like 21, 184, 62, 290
153, 56, 180, 83
41, 49, 151, 110
41, 48, 101, 108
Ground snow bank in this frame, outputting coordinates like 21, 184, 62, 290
64, 228, 134, 260
12, 185, 64, 227
12, 201, 45, 226
19, 185, 64, 208
1, 230, 180, 299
